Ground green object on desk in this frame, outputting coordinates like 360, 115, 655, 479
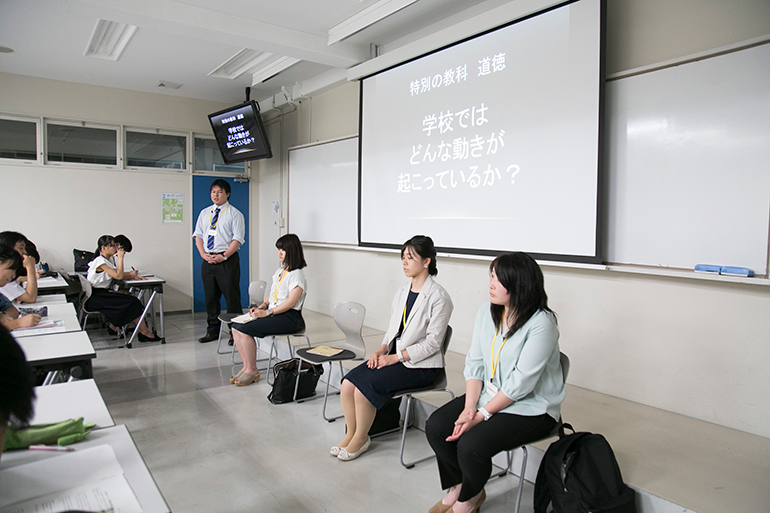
3, 417, 95, 451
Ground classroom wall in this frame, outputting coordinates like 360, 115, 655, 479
0, 73, 232, 311
256, 0, 770, 438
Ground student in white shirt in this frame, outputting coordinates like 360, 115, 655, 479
229, 234, 307, 386
0, 246, 41, 331
0, 231, 37, 304
86, 235, 161, 342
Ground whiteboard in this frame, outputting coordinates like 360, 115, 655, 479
288, 137, 358, 245
605, 43, 770, 275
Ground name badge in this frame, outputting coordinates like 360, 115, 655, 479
486, 380, 499, 396
207, 229, 217, 237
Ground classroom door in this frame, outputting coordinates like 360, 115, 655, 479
192, 176, 250, 312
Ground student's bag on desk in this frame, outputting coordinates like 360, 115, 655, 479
534, 424, 637, 513
267, 359, 323, 404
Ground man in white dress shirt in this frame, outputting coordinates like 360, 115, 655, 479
193, 180, 245, 343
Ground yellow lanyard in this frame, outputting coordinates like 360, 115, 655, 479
210, 204, 229, 228
490, 328, 510, 382
402, 303, 408, 328
273, 269, 288, 303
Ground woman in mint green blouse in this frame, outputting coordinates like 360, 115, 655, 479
425, 252, 565, 513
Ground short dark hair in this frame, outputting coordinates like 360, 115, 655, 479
113, 234, 132, 253
401, 235, 438, 276
276, 234, 306, 271
210, 179, 231, 195
0, 231, 27, 251
490, 252, 556, 338
0, 324, 36, 427
0, 245, 22, 270
24, 240, 40, 263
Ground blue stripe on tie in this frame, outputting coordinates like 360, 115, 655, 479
207, 207, 220, 251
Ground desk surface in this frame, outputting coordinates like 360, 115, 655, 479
31, 302, 77, 317
124, 276, 166, 286
16, 330, 95, 364
11, 311, 81, 338
36, 275, 69, 291
0, 425, 170, 513
31, 379, 115, 428
22, 293, 67, 305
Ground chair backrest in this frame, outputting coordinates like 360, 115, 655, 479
76, 273, 93, 301
430, 325, 453, 390
332, 301, 367, 359
248, 280, 267, 306
559, 351, 570, 384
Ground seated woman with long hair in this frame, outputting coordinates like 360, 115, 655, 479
332, 235, 454, 461
86, 235, 161, 342
230, 233, 307, 387
425, 252, 565, 513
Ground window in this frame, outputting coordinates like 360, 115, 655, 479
47, 123, 117, 165
0, 117, 37, 161
126, 130, 186, 169
194, 137, 245, 173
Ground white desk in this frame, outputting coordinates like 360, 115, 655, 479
36, 275, 69, 294
0, 425, 170, 513
27, 301, 77, 318
31, 379, 115, 428
11, 307, 81, 338
16, 330, 96, 378
124, 276, 166, 340
22, 293, 67, 305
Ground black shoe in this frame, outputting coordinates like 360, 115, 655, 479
107, 326, 118, 337
198, 333, 217, 343
139, 332, 163, 343
228, 336, 234, 346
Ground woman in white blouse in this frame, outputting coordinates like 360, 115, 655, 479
86, 235, 161, 342
230, 234, 307, 386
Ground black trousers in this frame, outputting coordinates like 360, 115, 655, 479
201, 251, 242, 334
425, 394, 557, 502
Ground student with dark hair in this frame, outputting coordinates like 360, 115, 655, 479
0, 323, 36, 461
193, 179, 246, 343
86, 235, 161, 342
113, 234, 133, 253
0, 231, 38, 304
425, 252, 565, 513
332, 235, 453, 461
0, 247, 41, 331
230, 234, 308, 386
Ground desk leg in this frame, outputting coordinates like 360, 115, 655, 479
127, 290, 157, 348
158, 290, 165, 342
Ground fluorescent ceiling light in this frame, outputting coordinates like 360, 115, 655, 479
84, 19, 138, 61
209, 48, 274, 80
251, 56, 301, 85
328, 0, 419, 45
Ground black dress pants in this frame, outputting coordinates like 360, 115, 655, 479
201, 252, 242, 334
425, 394, 557, 502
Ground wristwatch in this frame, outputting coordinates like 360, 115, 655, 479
222, 254, 228, 261
478, 406, 493, 421
397, 350, 405, 363
267, 308, 274, 316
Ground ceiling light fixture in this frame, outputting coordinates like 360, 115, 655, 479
251, 56, 301, 86
84, 19, 138, 61
328, 0, 419, 45
209, 49, 275, 80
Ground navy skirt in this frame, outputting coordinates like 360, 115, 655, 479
231, 308, 305, 338
344, 362, 439, 410
85, 288, 144, 327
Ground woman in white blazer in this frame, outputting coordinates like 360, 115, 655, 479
332, 235, 453, 461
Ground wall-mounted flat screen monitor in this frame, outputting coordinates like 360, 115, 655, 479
208, 101, 272, 164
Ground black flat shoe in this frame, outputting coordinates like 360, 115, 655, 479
107, 326, 118, 337
139, 332, 163, 343
198, 333, 217, 343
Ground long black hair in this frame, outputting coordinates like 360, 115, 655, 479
0, 231, 27, 252
401, 235, 438, 276
0, 324, 36, 428
276, 234, 306, 271
94, 235, 115, 260
490, 252, 556, 338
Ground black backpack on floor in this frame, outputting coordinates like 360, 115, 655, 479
534, 424, 637, 513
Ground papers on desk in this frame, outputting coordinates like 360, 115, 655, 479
36, 276, 61, 285
0, 445, 142, 513
12, 320, 65, 337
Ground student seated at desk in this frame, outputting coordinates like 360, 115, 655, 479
86, 235, 161, 342
0, 324, 36, 461
0, 231, 38, 304
0, 247, 41, 331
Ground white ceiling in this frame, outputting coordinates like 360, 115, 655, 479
0, 0, 491, 105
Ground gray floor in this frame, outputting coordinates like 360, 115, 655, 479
89, 311, 529, 513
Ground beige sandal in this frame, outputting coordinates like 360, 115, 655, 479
229, 370, 244, 384
235, 371, 260, 386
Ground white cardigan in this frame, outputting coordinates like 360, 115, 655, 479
381, 275, 453, 369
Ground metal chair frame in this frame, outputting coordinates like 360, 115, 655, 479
216, 280, 267, 356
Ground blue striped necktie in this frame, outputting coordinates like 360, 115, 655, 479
207, 207, 221, 251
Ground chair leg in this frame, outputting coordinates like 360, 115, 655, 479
216, 322, 229, 354
491, 449, 513, 479
321, 361, 344, 422
399, 395, 437, 469
513, 446, 528, 513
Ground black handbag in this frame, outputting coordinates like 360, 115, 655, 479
73, 249, 94, 272
267, 359, 324, 404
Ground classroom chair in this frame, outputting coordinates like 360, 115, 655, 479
216, 280, 267, 355
77, 274, 130, 349
490, 351, 570, 513
393, 325, 454, 469
293, 301, 367, 419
